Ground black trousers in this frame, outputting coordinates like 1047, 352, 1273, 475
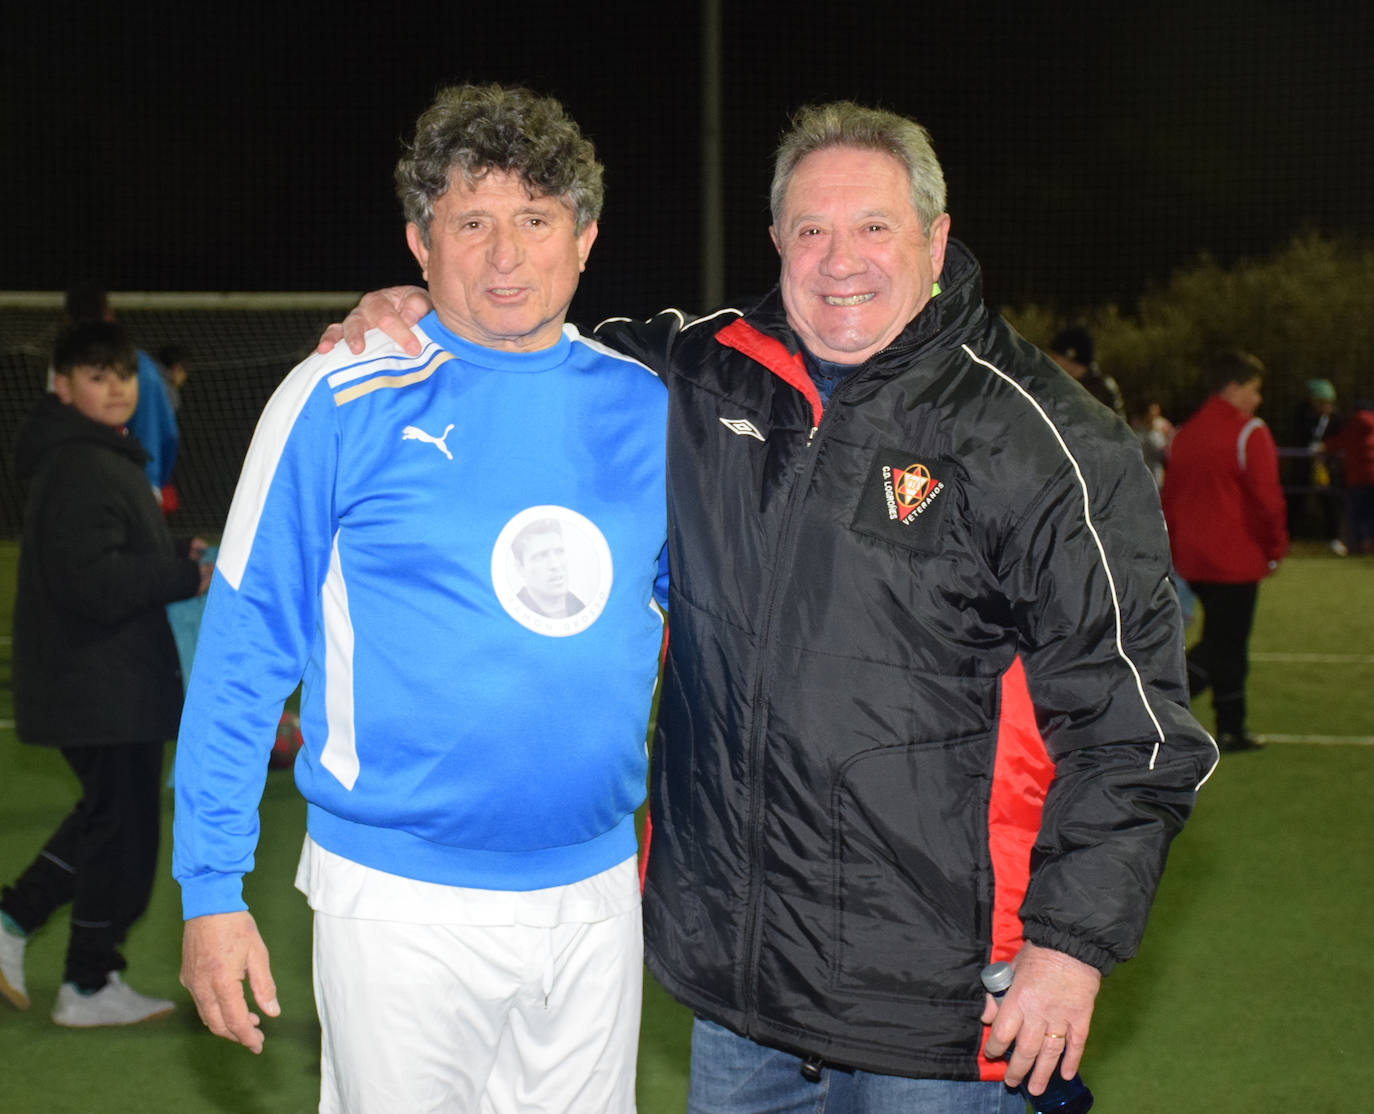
0, 741, 164, 989
1185, 581, 1260, 738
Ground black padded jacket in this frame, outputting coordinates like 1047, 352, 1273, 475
597, 240, 1217, 1080
13, 394, 201, 747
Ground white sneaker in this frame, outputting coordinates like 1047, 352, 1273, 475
52, 972, 175, 1027
0, 924, 28, 1010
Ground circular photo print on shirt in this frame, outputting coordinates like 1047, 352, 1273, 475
491, 506, 612, 637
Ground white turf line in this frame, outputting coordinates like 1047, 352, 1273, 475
1250, 652, 1374, 665
1253, 651, 1373, 743
1255, 734, 1374, 746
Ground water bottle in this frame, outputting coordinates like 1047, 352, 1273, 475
980, 961, 1094, 1113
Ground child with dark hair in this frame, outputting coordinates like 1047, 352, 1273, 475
0, 321, 210, 1026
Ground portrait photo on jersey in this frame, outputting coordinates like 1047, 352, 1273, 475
491, 505, 611, 636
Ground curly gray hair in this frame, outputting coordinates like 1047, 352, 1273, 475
396, 84, 604, 245
770, 101, 947, 233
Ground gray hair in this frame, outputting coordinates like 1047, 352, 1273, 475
769, 102, 947, 232
396, 84, 604, 245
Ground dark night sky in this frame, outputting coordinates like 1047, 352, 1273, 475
4, 1, 1372, 326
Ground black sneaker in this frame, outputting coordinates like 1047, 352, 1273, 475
1218, 733, 1263, 752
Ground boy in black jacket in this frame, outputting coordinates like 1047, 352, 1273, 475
0, 321, 210, 1026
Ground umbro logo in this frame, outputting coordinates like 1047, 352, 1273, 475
719, 417, 765, 441
402, 423, 455, 460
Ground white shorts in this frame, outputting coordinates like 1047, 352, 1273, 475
308, 854, 642, 1114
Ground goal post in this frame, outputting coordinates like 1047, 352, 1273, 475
0, 291, 361, 537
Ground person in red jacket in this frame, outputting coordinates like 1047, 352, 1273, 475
1324, 398, 1374, 555
1162, 350, 1288, 751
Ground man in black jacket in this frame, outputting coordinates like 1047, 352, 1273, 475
326, 100, 1216, 1114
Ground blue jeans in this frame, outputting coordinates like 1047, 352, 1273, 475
688, 1018, 1027, 1114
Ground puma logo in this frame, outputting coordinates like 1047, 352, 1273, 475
402, 423, 455, 460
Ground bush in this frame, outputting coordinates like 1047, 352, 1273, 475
1004, 232, 1374, 433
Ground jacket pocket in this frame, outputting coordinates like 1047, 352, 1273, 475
828, 733, 991, 1001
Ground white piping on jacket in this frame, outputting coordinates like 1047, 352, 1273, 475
960, 344, 1221, 784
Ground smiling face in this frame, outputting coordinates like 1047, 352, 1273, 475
770, 146, 950, 366
52, 363, 139, 428
406, 168, 598, 353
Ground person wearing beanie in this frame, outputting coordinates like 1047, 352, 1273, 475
1287, 377, 1345, 551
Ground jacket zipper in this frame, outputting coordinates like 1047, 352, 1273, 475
737, 378, 853, 1027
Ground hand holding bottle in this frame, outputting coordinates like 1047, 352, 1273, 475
981, 948, 1097, 1113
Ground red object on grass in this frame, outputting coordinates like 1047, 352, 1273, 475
270, 712, 303, 770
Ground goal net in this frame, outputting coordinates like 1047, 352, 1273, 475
0, 292, 360, 538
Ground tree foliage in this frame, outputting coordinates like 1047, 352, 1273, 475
1004, 232, 1374, 435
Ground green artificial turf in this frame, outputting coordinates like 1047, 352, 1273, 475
1, 544, 1370, 1112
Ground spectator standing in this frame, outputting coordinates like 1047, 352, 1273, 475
1162, 350, 1288, 751
1324, 397, 1374, 555
152, 346, 190, 513
1287, 377, 1345, 553
1130, 400, 1175, 488
156, 345, 189, 413
0, 321, 209, 1025
1049, 326, 1126, 418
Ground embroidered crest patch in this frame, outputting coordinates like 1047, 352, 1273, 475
886, 462, 941, 522
852, 449, 959, 551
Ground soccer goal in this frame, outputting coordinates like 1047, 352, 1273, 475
0, 292, 360, 537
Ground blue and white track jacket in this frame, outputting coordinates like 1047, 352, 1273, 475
173, 313, 668, 918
